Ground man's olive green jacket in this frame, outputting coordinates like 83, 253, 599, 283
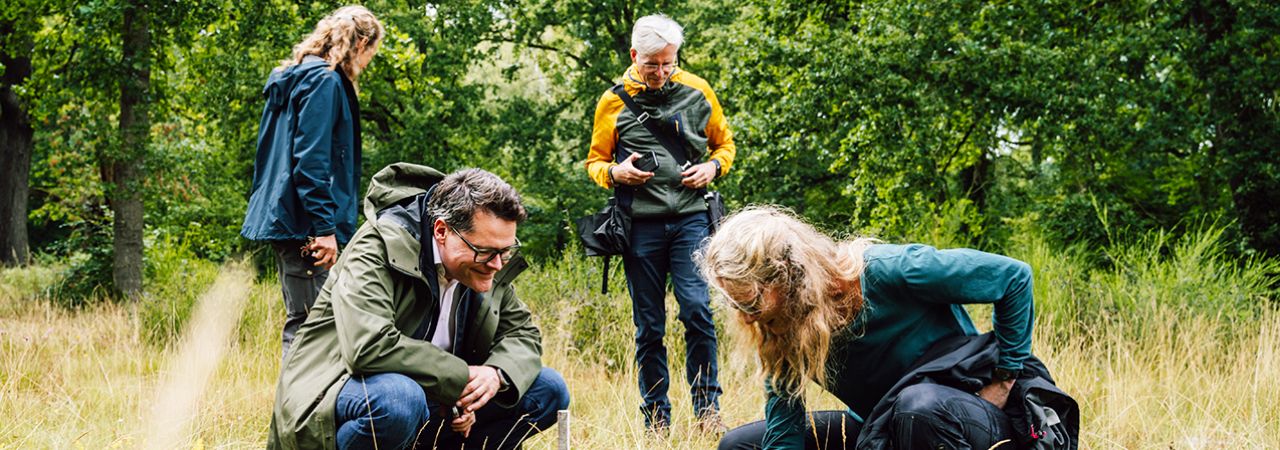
267, 163, 543, 450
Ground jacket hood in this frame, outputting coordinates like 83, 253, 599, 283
361, 163, 529, 285
363, 163, 448, 220
262, 56, 331, 111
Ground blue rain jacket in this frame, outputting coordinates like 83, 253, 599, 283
241, 55, 362, 244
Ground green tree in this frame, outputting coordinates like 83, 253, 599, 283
17, 0, 219, 298
0, 1, 39, 266
715, 0, 1279, 254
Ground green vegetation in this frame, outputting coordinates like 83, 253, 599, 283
2, 229, 1278, 448
2, 0, 1278, 448
3, 0, 1278, 297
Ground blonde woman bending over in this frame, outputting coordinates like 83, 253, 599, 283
698, 206, 1076, 450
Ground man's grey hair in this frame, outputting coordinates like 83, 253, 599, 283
427, 168, 527, 232
631, 14, 684, 56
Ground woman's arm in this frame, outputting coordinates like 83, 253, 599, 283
896, 244, 1035, 372
761, 383, 807, 449
291, 73, 342, 237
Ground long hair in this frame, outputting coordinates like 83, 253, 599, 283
280, 5, 384, 83
696, 206, 874, 398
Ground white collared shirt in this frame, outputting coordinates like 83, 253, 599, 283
429, 238, 460, 352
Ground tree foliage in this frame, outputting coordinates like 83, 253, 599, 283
3, 0, 1276, 300
713, 0, 1279, 252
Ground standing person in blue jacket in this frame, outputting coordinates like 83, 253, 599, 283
698, 206, 1075, 449
242, 5, 384, 355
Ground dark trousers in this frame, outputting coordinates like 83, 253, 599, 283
719, 411, 860, 450
334, 367, 571, 450
623, 212, 722, 425
270, 240, 328, 356
718, 384, 1013, 449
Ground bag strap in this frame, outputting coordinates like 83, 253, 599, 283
611, 84, 693, 168
601, 255, 612, 295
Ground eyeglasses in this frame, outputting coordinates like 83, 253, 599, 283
450, 226, 521, 264
640, 61, 678, 72
723, 288, 763, 316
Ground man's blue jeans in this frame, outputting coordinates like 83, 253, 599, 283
623, 211, 722, 425
334, 367, 570, 450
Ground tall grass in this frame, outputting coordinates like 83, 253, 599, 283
1010, 224, 1278, 343
2, 226, 1277, 448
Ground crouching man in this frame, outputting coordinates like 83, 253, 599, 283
268, 163, 570, 450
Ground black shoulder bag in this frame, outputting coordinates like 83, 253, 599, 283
575, 194, 630, 294
609, 84, 728, 233
576, 84, 729, 294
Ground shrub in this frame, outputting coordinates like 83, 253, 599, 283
138, 235, 220, 345
1011, 221, 1278, 344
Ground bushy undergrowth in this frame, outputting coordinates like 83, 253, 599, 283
138, 236, 222, 345
518, 241, 636, 369
45, 217, 116, 306
3, 222, 1279, 448
1008, 223, 1278, 344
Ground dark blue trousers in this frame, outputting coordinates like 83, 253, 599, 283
718, 384, 1013, 449
334, 367, 570, 450
623, 212, 722, 425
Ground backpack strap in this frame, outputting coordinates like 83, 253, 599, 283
611, 84, 692, 168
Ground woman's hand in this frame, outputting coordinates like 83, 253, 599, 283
977, 379, 1015, 409
306, 234, 339, 269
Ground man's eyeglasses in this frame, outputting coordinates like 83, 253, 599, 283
640, 62, 678, 71
450, 226, 521, 264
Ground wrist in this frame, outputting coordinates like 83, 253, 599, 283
490, 365, 511, 391
992, 367, 1019, 382
607, 165, 617, 186
710, 159, 722, 177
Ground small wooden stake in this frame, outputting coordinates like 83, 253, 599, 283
557, 409, 571, 450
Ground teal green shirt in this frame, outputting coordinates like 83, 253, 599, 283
761, 244, 1035, 448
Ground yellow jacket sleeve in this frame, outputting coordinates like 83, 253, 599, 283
585, 91, 625, 189
701, 84, 736, 177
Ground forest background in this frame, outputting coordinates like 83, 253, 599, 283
1, 0, 1279, 448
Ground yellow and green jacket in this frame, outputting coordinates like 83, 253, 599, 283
585, 65, 736, 218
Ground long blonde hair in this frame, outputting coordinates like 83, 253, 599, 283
281, 5, 384, 83
696, 206, 874, 398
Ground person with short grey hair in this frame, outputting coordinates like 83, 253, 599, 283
268, 163, 569, 450
631, 14, 684, 55
584, 13, 737, 436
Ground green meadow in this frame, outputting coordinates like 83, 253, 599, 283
3, 227, 1276, 449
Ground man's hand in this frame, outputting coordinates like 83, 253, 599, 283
457, 365, 502, 414
611, 153, 655, 186
306, 234, 339, 270
450, 410, 476, 437
977, 379, 1015, 409
680, 161, 717, 189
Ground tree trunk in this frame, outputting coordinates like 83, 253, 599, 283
0, 49, 33, 266
113, 0, 150, 298
958, 151, 992, 244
